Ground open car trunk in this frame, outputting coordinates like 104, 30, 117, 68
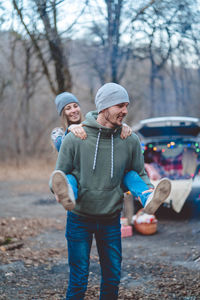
134, 117, 200, 213
144, 146, 196, 213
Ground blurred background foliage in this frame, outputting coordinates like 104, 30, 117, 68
0, 0, 200, 163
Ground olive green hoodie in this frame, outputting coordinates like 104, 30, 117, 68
54, 111, 152, 219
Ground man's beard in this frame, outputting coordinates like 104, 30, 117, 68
104, 111, 124, 127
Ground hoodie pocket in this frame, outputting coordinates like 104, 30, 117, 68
75, 187, 124, 216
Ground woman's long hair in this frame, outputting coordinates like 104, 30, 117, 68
60, 108, 84, 131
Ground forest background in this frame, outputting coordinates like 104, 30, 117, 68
0, 0, 200, 165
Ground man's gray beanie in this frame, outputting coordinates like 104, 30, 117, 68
95, 82, 129, 113
55, 92, 80, 115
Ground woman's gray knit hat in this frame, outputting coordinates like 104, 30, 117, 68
55, 92, 80, 115
95, 82, 129, 113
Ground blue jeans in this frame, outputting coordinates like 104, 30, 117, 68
66, 171, 151, 206
65, 211, 122, 300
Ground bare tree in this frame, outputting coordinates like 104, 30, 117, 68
10, 36, 40, 159
129, 0, 200, 116
82, 0, 156, 84
12, 0, 88, 95
0, 75, 10, 103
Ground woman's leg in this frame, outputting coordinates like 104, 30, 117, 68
50, 170, 76, 210
66, 174, 78, 200
123, 170, 152, 206
124, 171, 172, 215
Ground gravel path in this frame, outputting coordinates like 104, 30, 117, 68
0, 179, 200, 299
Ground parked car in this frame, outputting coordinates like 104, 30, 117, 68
133, 116, 200, 216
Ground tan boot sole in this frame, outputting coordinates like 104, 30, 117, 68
52, 171, 75, 211
143, 178, 171, 215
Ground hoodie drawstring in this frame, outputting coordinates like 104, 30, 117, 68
111, 134, 114, 178
93, 128, 101, 172
93, 129, 114, 179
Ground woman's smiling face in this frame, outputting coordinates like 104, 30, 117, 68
64, 102, 81, 124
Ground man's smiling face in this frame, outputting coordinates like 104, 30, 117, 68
103, 102, 129, 128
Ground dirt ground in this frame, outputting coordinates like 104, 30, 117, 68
0, 163, 200, 300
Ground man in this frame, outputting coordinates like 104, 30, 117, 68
50, 83, 171, 299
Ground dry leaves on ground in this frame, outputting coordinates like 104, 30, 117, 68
0, 217, 66, 265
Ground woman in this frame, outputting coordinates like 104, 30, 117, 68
50, 92, 170, 215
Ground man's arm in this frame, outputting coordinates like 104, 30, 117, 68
55, 133, 75, 174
